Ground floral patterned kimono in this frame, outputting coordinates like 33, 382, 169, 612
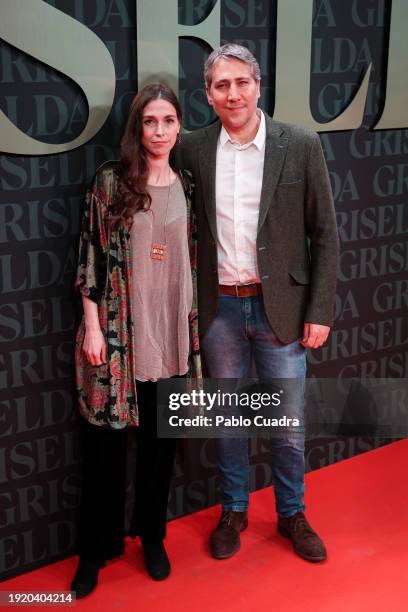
74, 161, 202, 429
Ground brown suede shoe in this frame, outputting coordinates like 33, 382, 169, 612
277, 512, 327, 562
210, 510, 248, 559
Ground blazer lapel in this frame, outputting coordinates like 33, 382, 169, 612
198, 121, 221, 243
257, 116, 288, 232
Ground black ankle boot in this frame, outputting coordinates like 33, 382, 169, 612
141, 539, 171, 581
71, 558, 102, 598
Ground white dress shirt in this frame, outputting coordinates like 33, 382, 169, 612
215, 109, 266, 285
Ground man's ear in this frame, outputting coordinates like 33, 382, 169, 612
256, 79, 261, 100
205, 85, 213, 106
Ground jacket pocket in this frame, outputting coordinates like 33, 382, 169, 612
288, 269, 310, 285
277, 178, 303, 187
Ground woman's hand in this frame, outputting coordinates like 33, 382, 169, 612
81, 295, 107, 365
82, 328, 107, 366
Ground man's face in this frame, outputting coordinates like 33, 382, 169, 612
206, 58, 261, 132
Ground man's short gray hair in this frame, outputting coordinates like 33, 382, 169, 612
204, 43, 261, 87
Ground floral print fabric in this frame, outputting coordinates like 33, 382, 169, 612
75, 161, 202, 429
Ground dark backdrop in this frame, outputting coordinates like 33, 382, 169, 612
0, 0, 407, 581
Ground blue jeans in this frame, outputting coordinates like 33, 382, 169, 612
201, 295, 307, 518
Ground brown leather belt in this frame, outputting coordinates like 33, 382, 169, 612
219, 283, 263, 298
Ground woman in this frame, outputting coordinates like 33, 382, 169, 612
71, 83, 201, 598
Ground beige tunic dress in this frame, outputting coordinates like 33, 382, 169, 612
130, 177, 193, 381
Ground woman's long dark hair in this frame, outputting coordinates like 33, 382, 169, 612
110, 82, 182, 229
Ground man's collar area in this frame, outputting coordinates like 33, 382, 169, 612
219, 110, 266, 150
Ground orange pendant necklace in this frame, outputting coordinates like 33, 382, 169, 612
150, 168, 172, 262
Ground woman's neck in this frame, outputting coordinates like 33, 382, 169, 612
147, 156, 175, 185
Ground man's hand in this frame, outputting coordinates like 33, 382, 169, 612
300, 323, 331, 349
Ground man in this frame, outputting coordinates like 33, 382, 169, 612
177, 43, 339, 562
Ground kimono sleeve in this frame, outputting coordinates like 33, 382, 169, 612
75, 183, 109, 303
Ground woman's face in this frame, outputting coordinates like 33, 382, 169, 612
140, 98, 181, 159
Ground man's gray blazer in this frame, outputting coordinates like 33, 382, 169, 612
176, 112, 339, 345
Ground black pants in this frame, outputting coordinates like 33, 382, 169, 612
76, 380, 177, 563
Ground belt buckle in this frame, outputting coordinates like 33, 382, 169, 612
236, 282, 253, 297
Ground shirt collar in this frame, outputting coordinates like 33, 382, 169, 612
219, 109, 266, 151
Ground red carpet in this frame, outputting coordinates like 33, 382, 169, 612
4, 439, 408, 612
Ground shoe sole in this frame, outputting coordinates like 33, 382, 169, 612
277, 525, 327, 562
147, 569, 171, 581
211, 523, 248, 560
71, 583, 98, 599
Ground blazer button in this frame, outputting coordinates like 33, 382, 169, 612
258, 246, 266, 251
261, 274, 269, 280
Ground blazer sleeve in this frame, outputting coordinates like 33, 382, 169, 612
75, 177, 109, 304
304, 134, 339, 327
